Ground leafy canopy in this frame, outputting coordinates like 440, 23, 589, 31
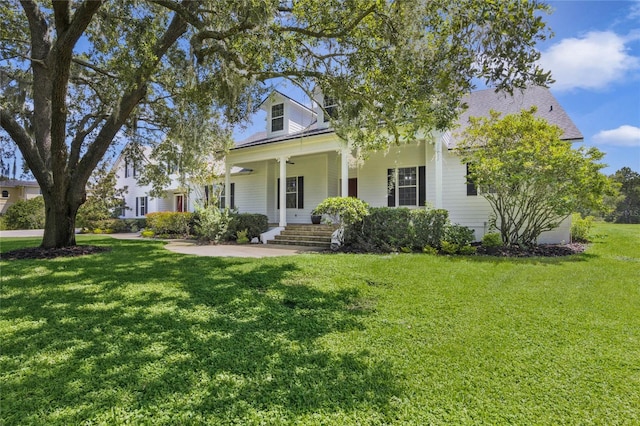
458, 107, 610, 246
0, 0, 552, 247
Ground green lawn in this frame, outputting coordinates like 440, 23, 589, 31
1, 223, 639, 425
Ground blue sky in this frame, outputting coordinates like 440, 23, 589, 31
538, 1, 640, 174
236, 1, 640, 175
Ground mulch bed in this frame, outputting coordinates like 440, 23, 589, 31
475, 243, 586, 257
1, 245, 111, 260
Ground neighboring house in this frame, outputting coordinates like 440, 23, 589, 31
223, 87, 582, 243
0, 179, 42, 214
113, 147, 194, 219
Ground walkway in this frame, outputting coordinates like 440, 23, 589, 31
0, 230, 324, 258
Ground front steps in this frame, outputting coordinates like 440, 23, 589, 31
267, 224, 337, 249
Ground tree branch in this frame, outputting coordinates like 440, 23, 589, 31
278, 4, 377, 39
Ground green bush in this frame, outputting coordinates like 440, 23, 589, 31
236, 229, 249, 244
3, 196, 45, 230
83, 218, 146, 233
192, 207, 232, 243
146, 212, 192, 237
443, 224, 475, 246
141, 230, 155, 238
345, 207, 413, 252
227, 213, 269, 240
312, 197, 370, 225
482, 232, 503, 248
0, 215, 7, 231
440, 240, 459, 255
422, 245, 438, 255
411, 208, 449, 249
571, 213, 595, 243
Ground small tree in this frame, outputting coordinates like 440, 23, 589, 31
459, 107, 610, 247
608, 167, 640, 223
76, 164, 127, 228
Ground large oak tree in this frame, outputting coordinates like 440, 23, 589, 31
1, 0, 552, 248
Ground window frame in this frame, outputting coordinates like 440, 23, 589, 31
387, 166, 425, 207
271, 103, 284, 132
136, 196, 148, 216
323, 95, 337, 122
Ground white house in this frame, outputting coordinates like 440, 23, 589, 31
113, 147, 196, 219
223, 86, 582, 243
116, 86, 582, 243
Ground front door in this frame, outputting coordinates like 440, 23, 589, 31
175, 194, 184, 212
348, 178, 358, 198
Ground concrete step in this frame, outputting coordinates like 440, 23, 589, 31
274, 234, 331, 242
267, 239, 329, 248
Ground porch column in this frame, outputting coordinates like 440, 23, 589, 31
278, 156, 287, 227
434, 135, 443, 209
341, 144, 349, 197
224, 161, 231, 209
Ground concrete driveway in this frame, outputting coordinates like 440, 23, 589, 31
0, 229, 323, 258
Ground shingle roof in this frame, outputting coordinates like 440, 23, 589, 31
0, 179, 40, 188
233, 86, 583, 150
233, 126, 334, 150
449, 86, 583, 148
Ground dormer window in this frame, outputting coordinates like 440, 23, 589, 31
323, 96, 337, 122
271, 103, 284, 132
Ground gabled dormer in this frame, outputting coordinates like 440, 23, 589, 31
261, 91, 316, 138
313, 87, 338, 130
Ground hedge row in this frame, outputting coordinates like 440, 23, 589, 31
344, 207, 474, 253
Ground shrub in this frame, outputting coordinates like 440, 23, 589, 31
3, 196, 45, 230
192, 207, 232, 243
227, 213, 269, 240
571, 213, 595, 243
345, 207, 412, 252
146, 212, 192, 237
440, 240, 459, 255
411, 208, 449, 249
458, 244, 477, 255
82, 218, 145, 233
236, 229, 249, 244
312, 197, 370, 226
422, 245, 438, 255
482, 232, 503, 248
141, 230, 155, 238
443, 224, 475, 246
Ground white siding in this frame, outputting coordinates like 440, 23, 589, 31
358, 142, 427, 207
233, 165, 268, 216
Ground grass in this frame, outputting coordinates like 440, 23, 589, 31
1, 223, 639, 425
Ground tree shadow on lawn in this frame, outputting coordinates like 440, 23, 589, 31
1, 238, 400, 423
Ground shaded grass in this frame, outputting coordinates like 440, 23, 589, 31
1, 223, 639, 424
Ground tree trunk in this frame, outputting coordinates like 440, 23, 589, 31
41, 192, 83, 248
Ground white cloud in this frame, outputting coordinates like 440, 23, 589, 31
593, 125, 640, 147
539, 31, 640, 91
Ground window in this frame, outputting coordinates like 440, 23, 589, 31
114, 198, 126, 217
387, 167, 425, 207
323, 96, 337, 122
398, 167, 417, 206
466, 163, 478, 196
277, 176, 304, 209
286, 177, 298, 208
271, 103, 284, 132
1, 190, 8, 198
136, 196, 148, 216
218, 183, 235, 209
124, 160, 137, 178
